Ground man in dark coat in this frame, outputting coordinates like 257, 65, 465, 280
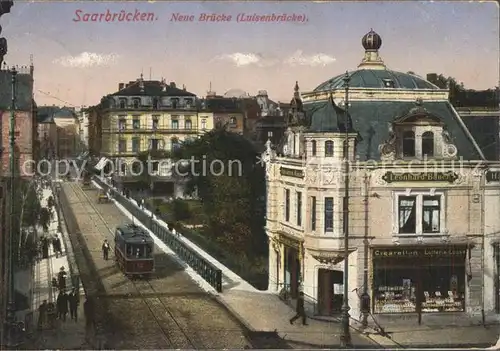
84, 296, 95, 332
102, 240, 110, 260
56, 292, 68, 321
68, 288, 79, 321
289, 291, 307, 325
58, 267, 67, 292
37, 300, 48, 330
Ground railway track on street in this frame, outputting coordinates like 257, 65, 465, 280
59, 181, 252, 349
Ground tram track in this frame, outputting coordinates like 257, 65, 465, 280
67, 181, 217, 348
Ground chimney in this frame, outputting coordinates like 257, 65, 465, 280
183, 85, 186, 91
170, 82, 176, 88
119, 83, 124, 90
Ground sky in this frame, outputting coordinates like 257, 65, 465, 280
1, 1, 499, 107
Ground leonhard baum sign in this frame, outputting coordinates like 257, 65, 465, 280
382, 171, 459, 183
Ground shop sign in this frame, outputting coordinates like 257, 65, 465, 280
278, 233, 301, 249
382, 171, 458, 183
373, 247, 467, 258
486, 171, 500, 182
280, 167, 304, 179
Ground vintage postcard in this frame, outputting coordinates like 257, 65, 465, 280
0, 1, 498, 350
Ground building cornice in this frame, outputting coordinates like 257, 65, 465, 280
301, 88, 449, 103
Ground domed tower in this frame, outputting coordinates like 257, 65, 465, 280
358, 29, 386, 70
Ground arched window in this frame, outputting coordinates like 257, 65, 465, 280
311, 140, 317, 156
325, 140, 334, 157
119, 99, 126, 109
422, 131, 434, 157
133, 99, 140, 109
402, 131, 415, 157
152, 98, 159, 110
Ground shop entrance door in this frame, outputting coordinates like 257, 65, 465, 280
284, 247, 300, 299
317, 269, 343, 315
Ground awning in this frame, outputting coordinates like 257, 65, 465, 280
94, 157, 109, 171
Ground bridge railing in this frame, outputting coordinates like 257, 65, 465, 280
92, 177, 223, 293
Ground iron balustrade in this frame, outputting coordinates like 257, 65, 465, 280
92, 177, 223, 292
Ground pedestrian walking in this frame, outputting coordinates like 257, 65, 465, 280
102, 240, 110, 261
58, 266, 67, 292
54, 236, 63, 257
51, 236, 58, 258
289, 292, 307, 325
84, 296, 95, 333
68, 288, 79, 321
37, 300, 48, 330
56, 292, 68, 321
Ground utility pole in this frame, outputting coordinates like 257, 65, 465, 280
340, 71, 352, 347
5, 65, 17, 347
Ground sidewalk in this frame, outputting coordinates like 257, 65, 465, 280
94, 177, 500, 348
28, 185, 90, 349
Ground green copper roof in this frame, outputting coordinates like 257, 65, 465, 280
313, 69, 440, 92
305, 100, 483, 161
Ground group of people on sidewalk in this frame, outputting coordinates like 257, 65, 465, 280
38, 234, 63, 260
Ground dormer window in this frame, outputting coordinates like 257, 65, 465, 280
311, 140, 317, 156
152, 98, 159, 110
172, 98, 179, 109
402, 131, 415, 157
119, 99, 126, 109
133, 99, 140, 109
325, 140, 334, 157
229, 117, 237, 126
422, 131, 434, 157
343, 139, 348, 159
383, 79, 395, 88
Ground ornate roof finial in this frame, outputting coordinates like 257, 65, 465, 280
294, 81, 299, 92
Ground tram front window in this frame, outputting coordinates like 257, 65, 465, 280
126, 244, 152, 258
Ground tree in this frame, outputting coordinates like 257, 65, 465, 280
10, 178, 44, 267
172, 128, 267, 256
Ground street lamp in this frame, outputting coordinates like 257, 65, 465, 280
5, 65, 17, 347
340, 71, 352, 347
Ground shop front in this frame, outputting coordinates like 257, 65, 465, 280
372, 246, 467, 314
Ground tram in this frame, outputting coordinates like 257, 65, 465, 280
114, 224, 155, 278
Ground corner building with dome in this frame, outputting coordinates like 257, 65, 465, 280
263, 30, 500, 323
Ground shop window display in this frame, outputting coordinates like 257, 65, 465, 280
374, 265, 465, 313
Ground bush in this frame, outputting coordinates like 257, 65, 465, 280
172, 199, 191, 221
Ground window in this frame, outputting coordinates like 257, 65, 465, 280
397, 194, 443, 235
132, 118, 140, 130
296, 191, 302, 226
343, 139, 348, 159
171, 119, 179, 129
119, 99, 126, 109
422, 196, 440, 233
118, 118, 126, 131
152, 98, 159, 110
201, 119, 207, 130
171, 138, 180, 151
172, 98, 179, 109
402, 131, 415, 157
324, 197, 333, 232
132, 137, 140, 153
151, 161, 159, 172
285, 189, 290, 222
310, 196, 316, 231
133, 99, 140, 109
185, 99, 193, 108
118, 139, 127, 153
311, 140, 317, 156
152, 116, 159, 130
383, 79, 395, 88
230, 117, 237, 126
150, 139, 159, 151
398, 196, 416, 233
325, 140, 334, 157
185, 119, 192, 130
422, 131, 434, 157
